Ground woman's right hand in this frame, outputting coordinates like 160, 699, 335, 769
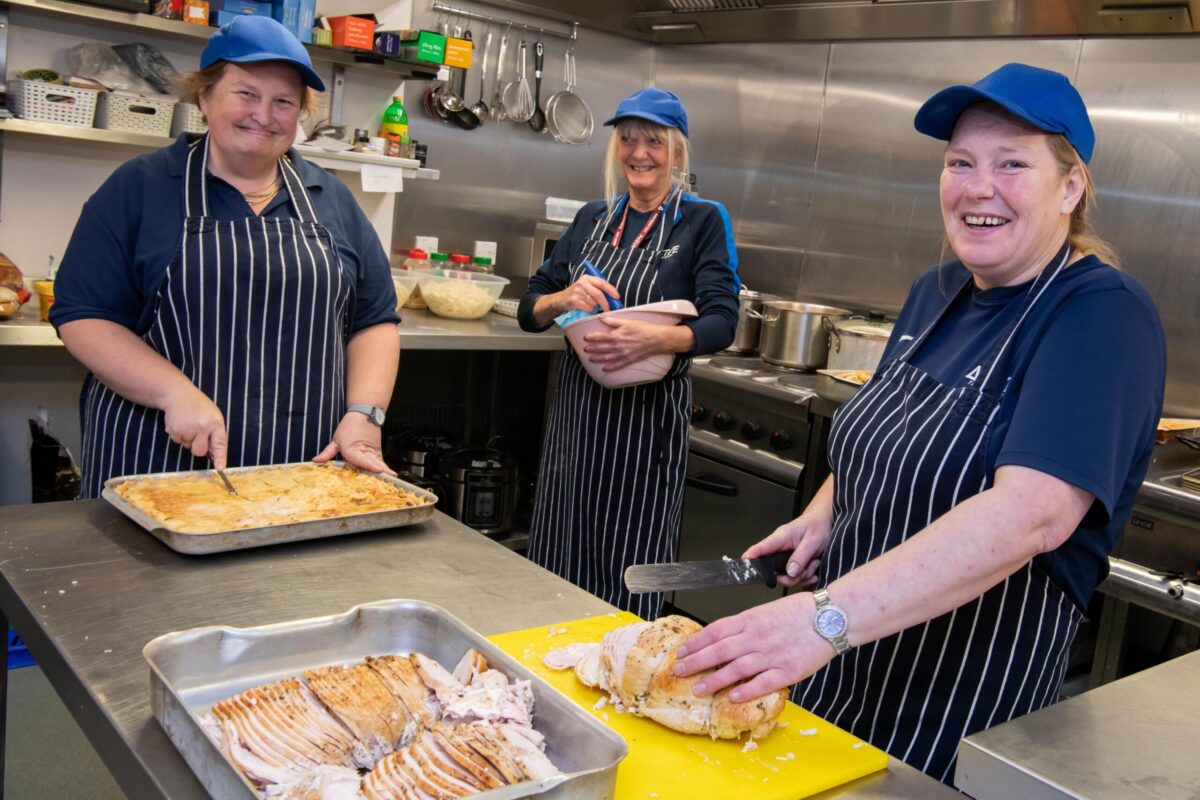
160, 384, 229, 469
553, 274, 620, 315
744, 513, 832, 589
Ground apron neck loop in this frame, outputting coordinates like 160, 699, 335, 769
278, 153, 319, 224
185, 133, 211, 218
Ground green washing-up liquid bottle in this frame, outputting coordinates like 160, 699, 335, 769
380, 97, 409, 138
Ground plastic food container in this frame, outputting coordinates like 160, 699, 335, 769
33, 279, 54, 321
416, 269, 509, 320
390, 268, 419, 311
400, 248, 432, 309
563, 300, 698, 389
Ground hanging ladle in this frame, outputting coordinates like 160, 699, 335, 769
467, 30, 493, 126
528, 40, 546, 132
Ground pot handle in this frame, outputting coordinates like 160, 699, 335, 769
822, 315, 842, 353
746, 308, 766, 320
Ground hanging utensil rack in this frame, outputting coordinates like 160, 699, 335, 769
430, 2, 578, 42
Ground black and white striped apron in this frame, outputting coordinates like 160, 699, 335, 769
529, 189, 690, 620
798, 246, 1083, 784
80, 135, 353, 498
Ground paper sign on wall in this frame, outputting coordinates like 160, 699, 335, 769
361, 164, 404, 193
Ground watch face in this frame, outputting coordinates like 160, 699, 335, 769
369, 408, 385, 426
815, 607, 847, 638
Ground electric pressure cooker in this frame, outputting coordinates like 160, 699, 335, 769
440, 448, 518, 537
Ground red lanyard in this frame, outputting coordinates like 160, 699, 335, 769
610, 197, 665, 249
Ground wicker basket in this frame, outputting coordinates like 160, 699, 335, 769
170, 102, 207, 137
7, 79, 99, 127
96, 91, 176, 137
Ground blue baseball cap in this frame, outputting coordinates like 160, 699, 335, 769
914, 63, 1094, 163
201, 15, 325, 92
604, 87, 689, 138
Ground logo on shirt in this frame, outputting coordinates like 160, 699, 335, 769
660, 245, 680, 260
899, 335, 914, 343
965, 365, 982, 384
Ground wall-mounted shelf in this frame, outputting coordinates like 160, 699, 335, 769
0, 117, 439, 181
0, 0, 440, 79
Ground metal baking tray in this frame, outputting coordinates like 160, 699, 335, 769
143, 599, 627, 800
102, 461, 438, 555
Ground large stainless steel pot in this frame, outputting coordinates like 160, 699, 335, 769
824, 318, 894, 371
757, 301, 850, 370
727, 289, 777, 354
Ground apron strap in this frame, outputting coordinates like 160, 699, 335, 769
278, 152, 320, 224
184, 134, 210, 218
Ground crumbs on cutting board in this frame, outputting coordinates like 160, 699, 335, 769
797, 727, 818, 736
593, 696, 608, 710
852, 742, 865, 748
776, 752, 796, 761
546, 626, 568, 637
741, 739, 758, 753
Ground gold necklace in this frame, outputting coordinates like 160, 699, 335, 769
241, 173, 281, 201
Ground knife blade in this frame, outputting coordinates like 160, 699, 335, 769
624, 552, 792, 594
211, 462, 239, 496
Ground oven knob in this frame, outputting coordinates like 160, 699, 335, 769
713, 411, 736, 431
691, 403, 708, 422
740, 421, 763, 441
770, 430, 794, 450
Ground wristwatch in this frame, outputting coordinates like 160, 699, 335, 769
812, 588, 851, 655
347, 404, 386, 426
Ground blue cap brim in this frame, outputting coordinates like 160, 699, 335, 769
914, 85, 1087, 160
220, 52, 325, 92
603, 110, 687, 138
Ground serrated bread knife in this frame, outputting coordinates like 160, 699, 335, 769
624, 552, 792, 594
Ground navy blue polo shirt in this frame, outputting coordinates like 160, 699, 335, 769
51, 134, 399, 335
518, 193, 740, 355
879, 255, 1166, 610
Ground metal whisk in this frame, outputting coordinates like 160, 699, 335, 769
502, 39, 535, 123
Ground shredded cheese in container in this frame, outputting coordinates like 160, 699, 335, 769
422, 279, 497, 319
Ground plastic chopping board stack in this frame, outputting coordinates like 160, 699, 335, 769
490, 612, 888, 800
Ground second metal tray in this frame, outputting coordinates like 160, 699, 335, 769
102, 461, 438, 555
143, 599, 628, 799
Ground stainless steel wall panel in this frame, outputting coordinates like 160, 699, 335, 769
1075, 38, 1200, 417
801, 39, 1081, 312
651, 42, 829, 298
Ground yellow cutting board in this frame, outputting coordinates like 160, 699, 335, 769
490, 612, 888, 800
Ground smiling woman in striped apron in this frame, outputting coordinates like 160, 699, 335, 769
518, 89, 740, 619
675, 64, 1166, 784
51, 17, 400, 498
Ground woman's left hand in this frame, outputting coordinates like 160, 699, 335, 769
313, 413, 396, 475
672, 593, 834, 702
583, 317, 676, 372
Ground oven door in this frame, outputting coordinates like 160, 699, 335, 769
673, 442, 802, 624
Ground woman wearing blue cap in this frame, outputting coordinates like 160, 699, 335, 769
51, 16, 400, 497
675, 64, 1165, 782
518, 87, 740, 619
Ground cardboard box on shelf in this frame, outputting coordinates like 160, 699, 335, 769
374, 32, 402, 56
443, 35, 472, 69
396, 29, 446, 64
272, 0, 315, 43
328, 15, 375, 49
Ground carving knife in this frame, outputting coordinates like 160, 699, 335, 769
624, 552, 792, 594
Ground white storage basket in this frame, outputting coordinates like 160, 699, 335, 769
7, 79, 99, 127
96, 91, 176, 137
170, 102, 207, 137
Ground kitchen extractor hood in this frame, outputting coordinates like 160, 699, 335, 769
477, 0, 1197, 42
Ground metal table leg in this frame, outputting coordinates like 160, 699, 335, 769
1090, 594, 1130, 688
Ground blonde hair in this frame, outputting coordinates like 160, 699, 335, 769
177, 61, 321, 119
1047, 134, 1120, 268
603, 118, 691, 215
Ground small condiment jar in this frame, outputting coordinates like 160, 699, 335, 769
401, 248, 433, 309
449, 253, 471, 273
470, 256, 494, 275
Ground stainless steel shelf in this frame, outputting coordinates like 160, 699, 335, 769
0, 0, 440, 78
0, 118, 439, 180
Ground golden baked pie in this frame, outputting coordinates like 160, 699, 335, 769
113, 463, 427, 533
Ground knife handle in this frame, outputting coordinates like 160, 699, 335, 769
762, 551, 793, 590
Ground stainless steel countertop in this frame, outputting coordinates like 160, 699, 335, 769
0, 304, 566, 351
0, 500, 954, 799
956, 648, 1200, 799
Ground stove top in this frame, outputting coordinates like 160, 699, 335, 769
693, 357, 819, 403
